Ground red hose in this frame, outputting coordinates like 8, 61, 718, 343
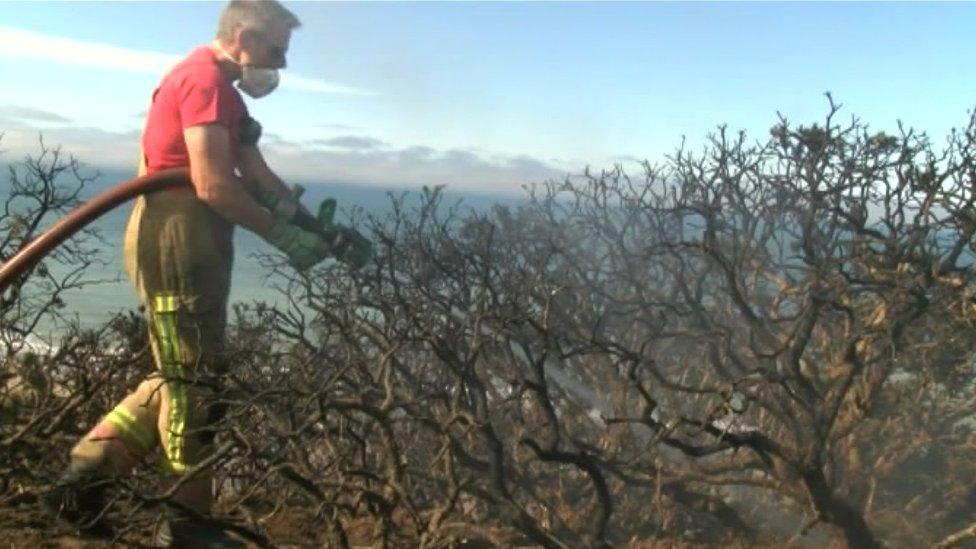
0, 168, 191, 294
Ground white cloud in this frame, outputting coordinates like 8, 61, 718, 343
0, 26, 371, 96
0, 123, 564, 194
260, 138, 564, 193
0, 126, 141, 172
0, 26, 179, 74
0, 105, 73, 124
308, 136, 388, 150
280, 74, 375, 96
318, 123, 357, 131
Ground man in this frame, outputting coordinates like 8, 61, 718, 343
43, 1, 367, 546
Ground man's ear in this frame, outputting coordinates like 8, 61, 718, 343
237, 27, 260, 50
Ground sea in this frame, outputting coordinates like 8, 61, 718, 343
2, 166, 529, 334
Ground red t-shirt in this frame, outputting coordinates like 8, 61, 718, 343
142, 45, 248, 178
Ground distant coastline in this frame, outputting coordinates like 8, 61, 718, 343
2, 165, 530, 332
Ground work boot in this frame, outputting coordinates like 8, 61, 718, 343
41, 463, 114, 539
153, 517, 245, 548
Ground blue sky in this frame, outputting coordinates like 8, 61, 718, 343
0, 1, 973, 193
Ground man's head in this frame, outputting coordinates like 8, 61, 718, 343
215, 0, 300, 70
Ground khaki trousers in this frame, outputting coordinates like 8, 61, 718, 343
71, 188, 234, 514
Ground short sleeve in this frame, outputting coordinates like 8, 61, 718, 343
177, 69, 239, 130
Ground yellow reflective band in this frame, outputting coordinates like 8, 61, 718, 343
153, 305, 188, 474
168, 311, 188, 472
104, 406, 154, 454
165, 313, 187, 472
153, 294, 178, 313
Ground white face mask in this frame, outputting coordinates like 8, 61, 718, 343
238, 66, 279, 99
215, 42, 280, 99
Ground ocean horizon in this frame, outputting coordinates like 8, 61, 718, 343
2, 165, 532, 334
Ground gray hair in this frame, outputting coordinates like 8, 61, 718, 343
216, 0, 301, 42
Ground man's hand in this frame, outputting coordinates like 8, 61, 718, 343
264, 192, 374, 270
266, 218, 332, 270
255, 183, 305, 221
329, 225, 373, 270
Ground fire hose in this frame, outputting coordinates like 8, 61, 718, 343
0, 167, 360, 295
0, 168, 190, 294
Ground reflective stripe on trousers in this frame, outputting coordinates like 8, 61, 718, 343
153, 294, 189, 474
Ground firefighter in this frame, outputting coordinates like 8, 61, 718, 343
42, 1, 369, 545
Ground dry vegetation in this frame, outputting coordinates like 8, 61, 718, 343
3, 100, 976, 547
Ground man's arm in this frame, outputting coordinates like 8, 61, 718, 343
184, 124, 275, 237
239, 145, 292, 204
236, 139, 375, 270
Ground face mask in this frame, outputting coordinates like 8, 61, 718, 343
215, 42, 280, 99
238, 66, 279, 99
